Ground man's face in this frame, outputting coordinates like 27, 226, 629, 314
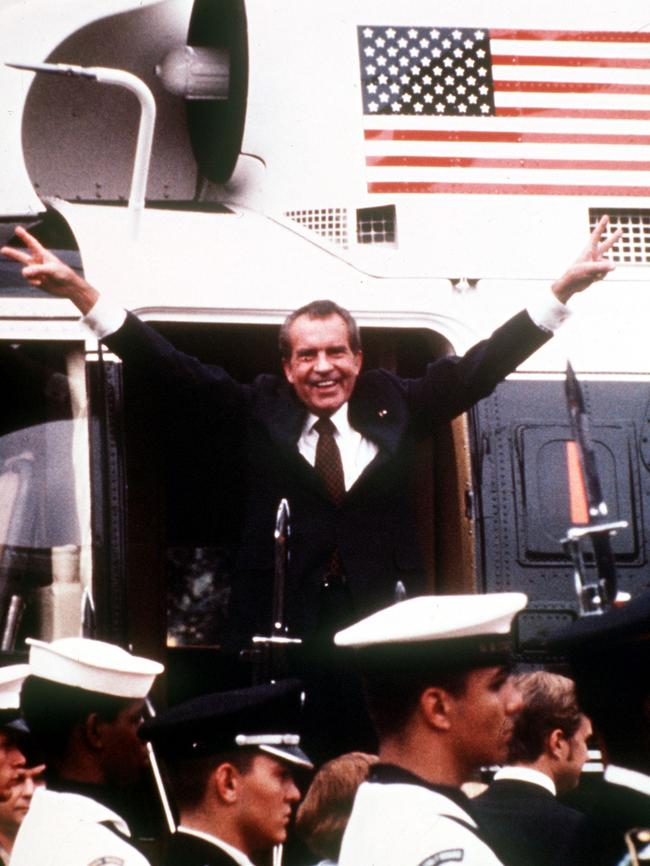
235, 753, 301, 855
100, 700, 149, 787
556, 714, 593, 793
0, 731, 26, 802
448, 666, 523, 775
282, 314, 362, 417
0, 763, 45, 834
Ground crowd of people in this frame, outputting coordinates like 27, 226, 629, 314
0, 590, 647, 865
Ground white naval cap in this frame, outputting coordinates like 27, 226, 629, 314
26, 637, 164, 699
0, 664, 29, 710
335, 593, 527, 663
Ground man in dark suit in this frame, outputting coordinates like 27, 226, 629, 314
550, 590, 650, 866
1, 219, 621, 647
139, 680, 313, 866
473, 671, 591, 866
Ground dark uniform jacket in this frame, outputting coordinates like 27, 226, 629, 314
105, 309, 549, 641
473, 777, 584, 866
163, 830, 244, 866
570, 776, 650, 865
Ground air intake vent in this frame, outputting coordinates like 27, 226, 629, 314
285, 208, 348, 248
356, 204, 397, 245
590, 209, 650, 265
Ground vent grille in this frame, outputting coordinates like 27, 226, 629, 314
285, 208, 348, 248
356, 204, 397, 245
590, 209, 650, 264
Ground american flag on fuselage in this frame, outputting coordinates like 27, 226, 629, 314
358, 25, 650, 196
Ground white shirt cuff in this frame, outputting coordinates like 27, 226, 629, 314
526, 289, 572, 334
82, 296, 127, 339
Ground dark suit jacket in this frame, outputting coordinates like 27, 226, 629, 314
163, 831, 241, 866
473, 778, 584, 866
105, 308, 549, 641
569, 777, 650, 866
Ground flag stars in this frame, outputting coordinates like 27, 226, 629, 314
378, 73, 388, 84
436, 102, 445, 112
400, 73, 410, 84
430, 29, 440, 39
364, 46, 375, 57
390, 82, 400, 94
412, 82, 422, 93
402, 92, 412, 102
399, 56, 409, 66
455, 66, 465, 76
398, 37, 408, 48
477, 67, 487, 76
457, 84, 467, 94
424, 93, 434, 103
368, 101, 379, 112
387, 46, 398, 57
419, 37, 430, 47
479, 84, 489, 95
379, 92, 390, 103
465, 58, 475, 68
389, 64, 398, 75
414, 102, 423, 112
476, 48, 486, 58
363, 27, 373, 38
409, 46, 420, 57
423, 74, 433, 84
464, 39, 474, 48
458, 103, 468, 113
366, 83, 378, 93
452, 29, 462, 39
375, 37, 386, 47
480, 103, 490, 113
432, 66, 442, 76
442, 39, 451, 48
391, 101, 402, 112
385, 27, 396, 39
434, 84, 444, 94
365, 65, 376, 75
468, 93, 478, 104
421, 56, 431, 66
475, 30, 485, 39
445, 75, 454, 86
431, 47, 442, 58
453, 47, 464, 58
408, 28, 418, 38
446, 93, 457, 103
411, 65, 421, 75
443, 57, 454, 67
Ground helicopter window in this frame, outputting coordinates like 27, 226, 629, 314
356, 204, 397, 246
0, 340, 90, 654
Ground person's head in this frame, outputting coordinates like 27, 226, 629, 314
0, 762, 45, 847
0, 665, 31, 801
506, 671, 592, 792
296, 751, 378, 861
280, 301, 362, 417
21, 637, 162, 787
140, 679, 312, 858
167, 747, 302, 855
335, 592, 527, 784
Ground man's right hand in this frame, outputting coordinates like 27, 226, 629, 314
1, 226, 99, 314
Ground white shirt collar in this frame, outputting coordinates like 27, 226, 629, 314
492, 766, 557, 796
176, 826, 256, 866
305, 403, 352, 437
605, 764, 650, 797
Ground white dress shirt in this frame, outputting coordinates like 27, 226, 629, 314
175, 825, 256, 866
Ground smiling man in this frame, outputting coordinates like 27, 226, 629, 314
335, 592, 526, 866
139, 680, 312, 866
0, 221, 620, 655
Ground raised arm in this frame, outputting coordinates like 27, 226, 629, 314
552, 215, 622, 304
1, 226, 99, 314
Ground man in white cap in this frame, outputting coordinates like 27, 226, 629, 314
335, 593, 526, 866
10, 636, 163, 866
140, 679, 313, 866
